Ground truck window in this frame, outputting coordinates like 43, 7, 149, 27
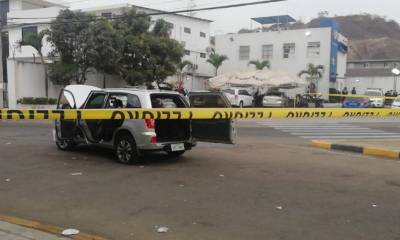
189, 94, 228, 108
85, 93, 107, 109
150, 94, 187, 108
107, 94, 141, 109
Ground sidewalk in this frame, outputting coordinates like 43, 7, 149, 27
310, 139, 400, 159
0, 221, 70, 240
0, 214, 108, 240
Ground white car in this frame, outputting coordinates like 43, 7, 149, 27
392, 98, 400, 108
364, 89, 384, 108
222, 88, 254, 107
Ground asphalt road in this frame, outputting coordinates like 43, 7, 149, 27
1, 120, 400, 240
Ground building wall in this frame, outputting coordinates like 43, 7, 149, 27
345, 76, 397, 94
5, 3, 214, 107
215, 28, 347, 95
7, 6, 63, 58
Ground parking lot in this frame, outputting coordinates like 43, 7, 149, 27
1, 119, 400, 240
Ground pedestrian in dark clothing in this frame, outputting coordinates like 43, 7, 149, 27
351, 87, 356, 95
341, 87, 348, 102
342, 87, 348, 95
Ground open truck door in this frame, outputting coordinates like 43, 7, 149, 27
54, 85, 101, 149
188, 92, 236, 144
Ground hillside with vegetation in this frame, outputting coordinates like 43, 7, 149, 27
238, 14, 400, 60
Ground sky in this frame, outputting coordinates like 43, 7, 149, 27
63, 0, 400, 35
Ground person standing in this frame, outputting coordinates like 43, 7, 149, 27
342, 87, 348, 95
351, 87, 357, 95
341, 87, 348, 102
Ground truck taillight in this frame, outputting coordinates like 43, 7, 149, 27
150, 136, 157, 144
145, 119, 155, 129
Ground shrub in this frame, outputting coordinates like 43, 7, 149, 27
17, 97, 58, 105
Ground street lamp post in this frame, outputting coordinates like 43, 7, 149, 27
392, 68, 400, 92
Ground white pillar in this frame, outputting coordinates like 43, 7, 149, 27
7, 59, 17, 109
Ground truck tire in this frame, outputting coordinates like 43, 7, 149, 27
115, 133, 140, 165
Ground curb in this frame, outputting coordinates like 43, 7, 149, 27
310, 140, 400, 159
0, 214, 108, 240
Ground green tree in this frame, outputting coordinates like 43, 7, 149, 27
207, 52, 228, 76
47, 9, 96, 84
248, 60, 271, 70
114, 10, 183, 88
176, 60, 193, 89
298, 63, 325, 91
89, 18, 122, 88
17, 31, 49, 97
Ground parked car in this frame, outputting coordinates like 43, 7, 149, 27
54, 85, 235, 164
342, 97, 370, 108
222, 88, 254, 107
365, 89, 385, 108
392, 97, 400, 108
262, 92, 289, 108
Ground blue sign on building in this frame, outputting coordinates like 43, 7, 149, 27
320, 20, 348, 84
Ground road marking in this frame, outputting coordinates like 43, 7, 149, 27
262, 122, 400, 140
293, 132, 397, 135
303, 135, 400, 139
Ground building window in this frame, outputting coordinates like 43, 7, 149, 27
200, 32, 206, 38
200, 53, 206, 58
363, 63, 369, 68
184, 50, 190, 56
101, 12, 112, 19
283, 43, 295, 59
239, 46, 250, 61
22, 26, 38, 42
181, 41, 186, 47
0, 0, 9, 27
307, 42, 320, 58
184, 27, 191, 34
262, 44, 273, 60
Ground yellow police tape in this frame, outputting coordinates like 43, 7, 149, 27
313, 93, 398, 100
1, 108, 400, 120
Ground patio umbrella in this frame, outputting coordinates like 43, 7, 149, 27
208, 70, 306, 90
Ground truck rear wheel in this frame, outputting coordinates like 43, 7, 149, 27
115, 133, 140, 165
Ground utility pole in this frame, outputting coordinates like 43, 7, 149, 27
0, 17, 3, 108
187, 0, 197, 17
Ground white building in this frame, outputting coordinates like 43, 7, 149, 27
1, 0, 214, 108
215, 17, 348, 96
345, 59, 400, 94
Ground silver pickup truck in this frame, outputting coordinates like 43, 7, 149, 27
54, 85, 235, 164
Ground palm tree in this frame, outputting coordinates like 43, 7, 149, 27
176, 60, 193, 89
249, 60, 271, 70
207, 52, 228, 76
298, 63, 325, 91
17, 31, 49, 98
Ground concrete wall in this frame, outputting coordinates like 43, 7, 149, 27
6, 59, 132, 108
345, 76, 397, 94
215, 28, 347, 95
